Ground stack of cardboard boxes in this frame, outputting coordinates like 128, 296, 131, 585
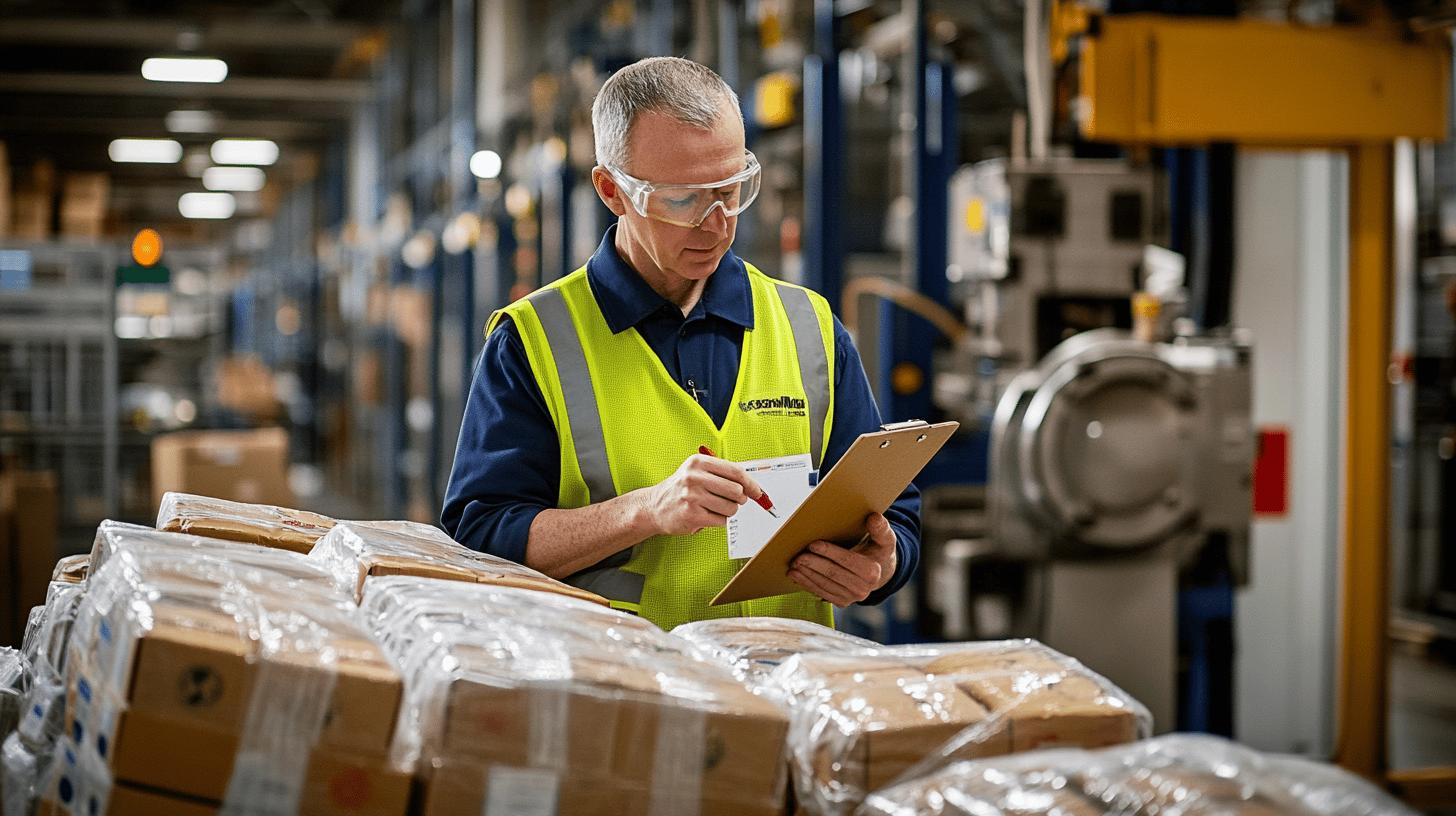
676, 621, 1150, 815
9, 490, 1171, 816
48, 522, 410, 816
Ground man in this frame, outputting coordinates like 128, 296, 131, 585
443, 56, 920, 631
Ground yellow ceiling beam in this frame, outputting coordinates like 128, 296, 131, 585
1078, 15, 1449, 145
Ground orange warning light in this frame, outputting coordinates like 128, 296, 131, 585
132, 228, 163, 267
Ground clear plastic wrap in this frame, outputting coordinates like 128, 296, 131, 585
671, 617, 880, 684
42, 521, 409, 816
311, 520, 608, 607
859, 733, 1418, 816
0, 648, 27, 783
88, 520, 336, 584
155, 491, 337, 554
15, 581, 86, 756
361, 575, 791, 816
767, 639, 1151, 815
3, 731, 40, 816
6, 580, 85, 816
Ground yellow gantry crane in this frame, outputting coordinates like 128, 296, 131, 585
1065, 8, 1453, 807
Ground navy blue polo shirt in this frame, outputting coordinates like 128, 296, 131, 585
442, 225, 921, 606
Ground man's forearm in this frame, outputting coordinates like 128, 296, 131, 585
524, 489, 660, 578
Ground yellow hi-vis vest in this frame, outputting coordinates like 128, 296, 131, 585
487, 262, 836, 630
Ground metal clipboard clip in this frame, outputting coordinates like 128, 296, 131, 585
878, 419, 930, 432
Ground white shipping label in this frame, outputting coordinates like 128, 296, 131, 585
484, 766, 560, 816
725, 453, 815, 559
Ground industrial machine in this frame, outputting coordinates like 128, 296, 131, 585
921, 155, 1253, 732
987, 327, 1253, 729
936, 157, 1162, 425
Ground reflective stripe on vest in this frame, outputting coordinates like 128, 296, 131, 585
525, 287, 615, 504
776, 284, 829, 470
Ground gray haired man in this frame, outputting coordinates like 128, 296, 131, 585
442, 56, 921, 630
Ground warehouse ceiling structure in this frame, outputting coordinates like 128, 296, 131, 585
0, 1, 398, 228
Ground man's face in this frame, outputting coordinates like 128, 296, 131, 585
594, 99, 746, 284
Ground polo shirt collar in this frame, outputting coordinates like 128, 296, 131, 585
585, 224, 755, 334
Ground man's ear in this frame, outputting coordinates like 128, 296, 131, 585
592, 166, 628, 217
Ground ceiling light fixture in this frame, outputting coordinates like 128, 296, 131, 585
178, 192, 236, 220
141, 57, 228, 83
108, 138, 182, 164
202, 166, 265, 192
210, 139, 279, 166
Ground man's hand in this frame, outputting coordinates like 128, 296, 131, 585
787, 513, 897, 607
638, 453, 766, 536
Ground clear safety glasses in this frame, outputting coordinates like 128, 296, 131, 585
605, 151, 762, 228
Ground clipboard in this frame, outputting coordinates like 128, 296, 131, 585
711, 419, 959, 606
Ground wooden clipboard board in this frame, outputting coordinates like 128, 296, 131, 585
711, 419, 959, 606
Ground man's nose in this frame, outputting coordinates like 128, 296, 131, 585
699, 203, 730, 235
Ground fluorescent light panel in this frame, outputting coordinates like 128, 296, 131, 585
166, 109, 219, 133
108, 138, 182, 164
178, 192, 236, 219
203, 166, 265, 192
142, 57, 228, 83
210, 139, 279, 166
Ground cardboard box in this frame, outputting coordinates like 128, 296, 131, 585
319, 522, 608, 607
156, 491, 336, 554
1, 471, 59, 646
789, 658, 1008, 794
779, 643, 1147, 813
150, 428, 294, 511
921, 648, 1141, 752
58, 172, 108, 240
87, 519, 338, 584
39, 783, 215, 816
422, 757, 787, 816
50, 554, 89, 584
214, 355, 282, 421
69, 600, 402, 760
672, 617, 879, 682
421, 655, 789, 816
40, 747, 409, 816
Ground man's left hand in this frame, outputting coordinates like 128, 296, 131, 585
787, 513, 897, 608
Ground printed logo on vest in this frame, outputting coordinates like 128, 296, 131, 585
736, 394, 807, 417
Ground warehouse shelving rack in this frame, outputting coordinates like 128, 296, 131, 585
0, 241, 119, 546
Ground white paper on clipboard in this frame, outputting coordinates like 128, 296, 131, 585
725, 453, 815, 559
712, 420, 959, 606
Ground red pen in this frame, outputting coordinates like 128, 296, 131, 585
699, 445, 779, 518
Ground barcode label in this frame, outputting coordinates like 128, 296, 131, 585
484, 766, 559, 816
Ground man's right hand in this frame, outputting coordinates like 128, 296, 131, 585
638, 453, 765, 536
